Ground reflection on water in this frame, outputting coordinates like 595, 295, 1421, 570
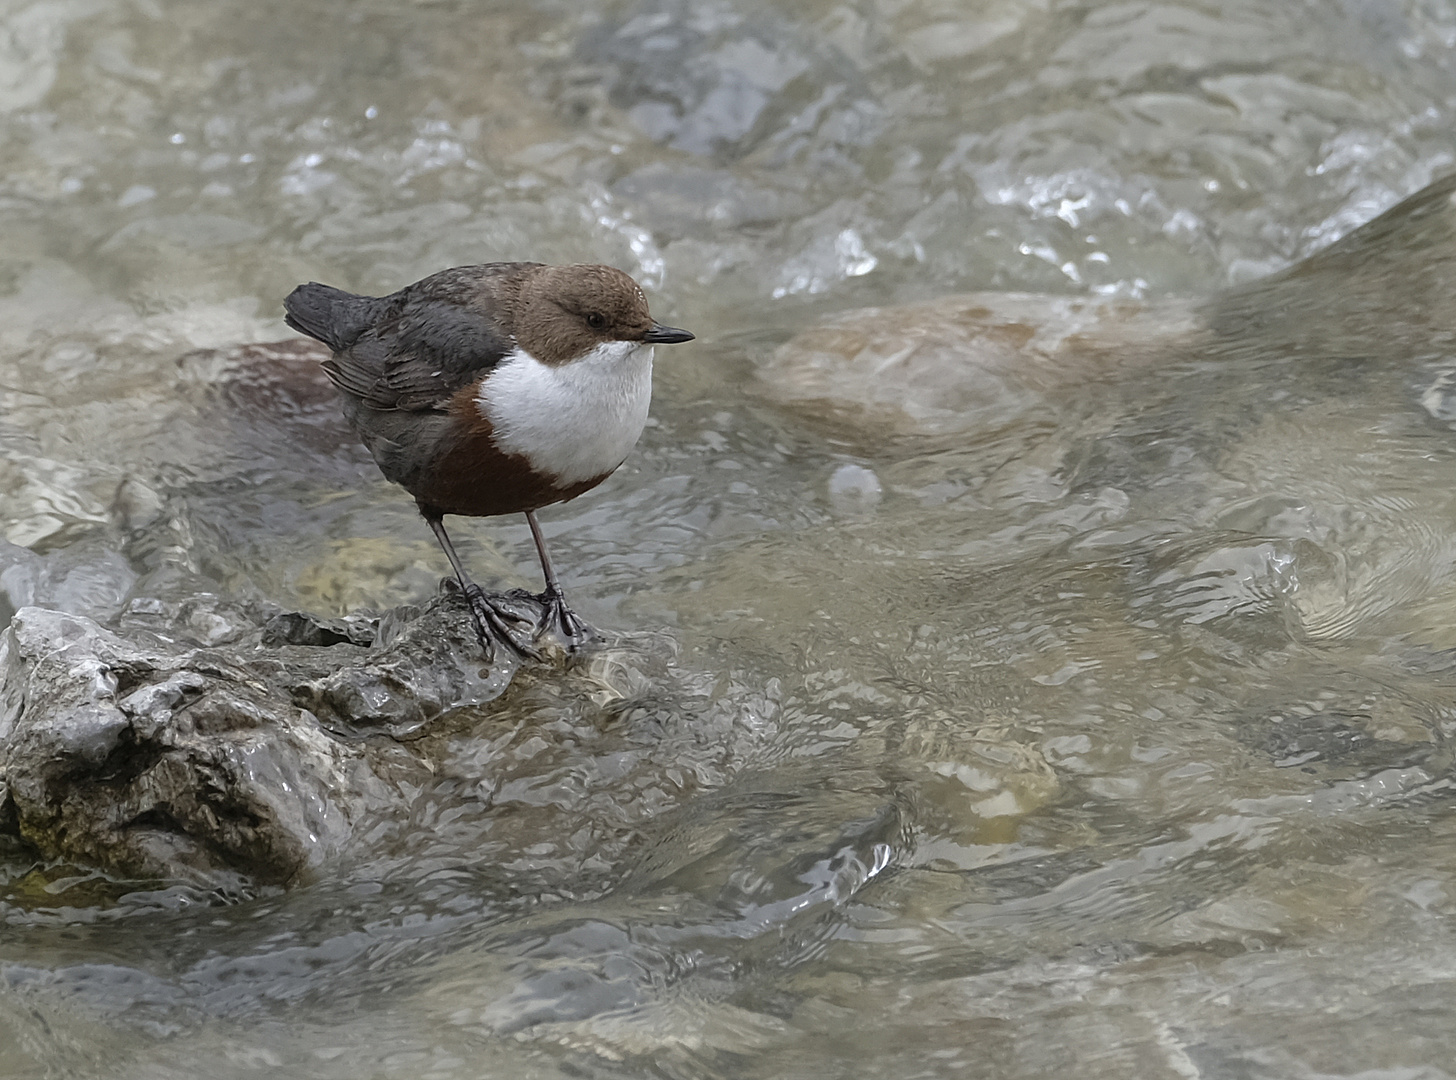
6, 0, 1456, 1076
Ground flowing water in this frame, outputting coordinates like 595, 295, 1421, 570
6, 0, 1456, 1076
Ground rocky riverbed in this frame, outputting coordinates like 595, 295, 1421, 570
8, 1, 1456, 1077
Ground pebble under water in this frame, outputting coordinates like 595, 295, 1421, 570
6, 1, 1456, 1077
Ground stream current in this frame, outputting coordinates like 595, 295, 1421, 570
6, 0, 1456, 1076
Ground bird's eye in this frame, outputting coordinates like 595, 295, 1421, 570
585, 311, 606, 330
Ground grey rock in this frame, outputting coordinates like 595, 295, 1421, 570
291, 595, 519, 739
0, 590, 536, 888
261, 610, 377, 648
758, 170, 1456, 441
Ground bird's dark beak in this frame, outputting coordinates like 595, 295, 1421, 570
643, 323, 695, 344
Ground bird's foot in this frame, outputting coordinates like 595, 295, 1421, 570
534, 586, 597, 654
459, 583, 544, 662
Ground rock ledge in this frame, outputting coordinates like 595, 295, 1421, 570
0, 591, 526, 887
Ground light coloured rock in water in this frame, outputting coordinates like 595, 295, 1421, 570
758, 292, 1202, 436
759, 171, 1456, 437
0, 591, 528, 887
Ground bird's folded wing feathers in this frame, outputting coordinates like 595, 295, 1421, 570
322, 297, 515, 412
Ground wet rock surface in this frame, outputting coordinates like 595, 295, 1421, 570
759, 171, 1456, 440
757, 290, 1203, 438
0, 590, 531, 888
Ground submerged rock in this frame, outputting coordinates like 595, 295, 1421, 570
757, 291, 1201, 437
0, 590, 531, 888
759, 171, 1456, 438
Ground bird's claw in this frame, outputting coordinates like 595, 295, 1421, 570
461, 583, 544, 661
445, 580, 594, 661
535, 586, 597, 654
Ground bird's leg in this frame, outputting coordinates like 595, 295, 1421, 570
524, 510, 596, 651
420, 504, 541, 660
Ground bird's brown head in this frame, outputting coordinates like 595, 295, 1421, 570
512, 264, 693, 365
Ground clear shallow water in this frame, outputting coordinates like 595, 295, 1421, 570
6, 0, 1456, 1076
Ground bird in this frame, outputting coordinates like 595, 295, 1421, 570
282, 262, 694, 658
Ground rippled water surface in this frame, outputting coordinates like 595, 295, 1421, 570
7, 0, 1456, 1076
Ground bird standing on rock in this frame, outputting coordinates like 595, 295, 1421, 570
283, 262, 694, 658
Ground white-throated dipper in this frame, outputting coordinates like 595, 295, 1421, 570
283, 262, 694, 657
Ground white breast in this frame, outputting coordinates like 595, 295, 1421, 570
477, 340, 654, 487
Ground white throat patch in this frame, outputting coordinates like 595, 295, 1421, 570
477, 340, 654, 486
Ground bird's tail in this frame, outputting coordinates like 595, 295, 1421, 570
283, 282, 381, 353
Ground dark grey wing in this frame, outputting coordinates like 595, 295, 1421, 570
374, 298, 518, 411
293, 264, 538, 413
321, 300, 515, 412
